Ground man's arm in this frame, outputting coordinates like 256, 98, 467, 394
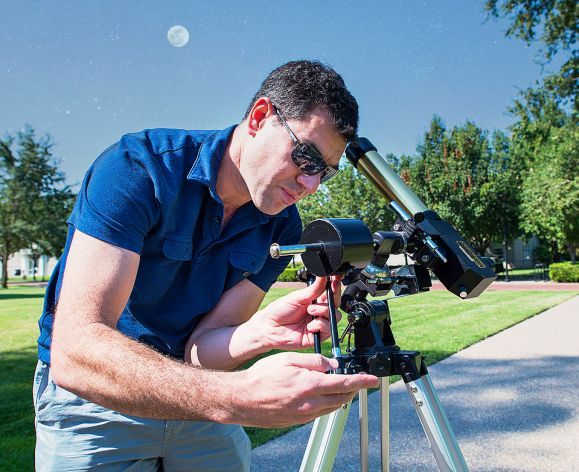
185, 276, 338, 370
184, 280, 268, 369
51, 230, 378, 425
51, 229, 235, 421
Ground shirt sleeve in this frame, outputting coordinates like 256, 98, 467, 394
248, 207, 303, 292
67, 137, 164, 254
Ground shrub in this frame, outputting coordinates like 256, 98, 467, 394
277, 268, 299, 282
549, 262, 579, 283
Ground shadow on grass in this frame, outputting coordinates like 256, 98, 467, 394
0, 349, 37, 472
0, 293, 45, 301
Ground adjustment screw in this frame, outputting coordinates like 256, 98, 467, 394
410, 387, 418, 393
421, 255, 430, 263
416, 400, 423, 407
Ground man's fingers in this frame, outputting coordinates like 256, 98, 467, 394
289, 276, 327, 304
307, 304, 342, 323
321, 392, 357, 409
245, 352, 378, 428
307, 318, 330, 338
298, 393, 356, 419
285, 354, 379, 393
282, 352, 338, 372
307, 303, 328, 317
316, 372, 379, 394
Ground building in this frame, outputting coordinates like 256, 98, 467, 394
489, 236, 540, 270
4, 249, 58, 279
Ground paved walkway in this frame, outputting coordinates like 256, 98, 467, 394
252, 296, 579, 471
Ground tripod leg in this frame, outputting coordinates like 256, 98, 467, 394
405, 374, 469, 472
380, 377, 389, 472
359, 389, 369, 472
300, 402, 351, 472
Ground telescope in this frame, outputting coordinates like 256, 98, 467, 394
270, 137, 496, 472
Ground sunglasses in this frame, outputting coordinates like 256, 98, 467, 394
271, 103, 339, 183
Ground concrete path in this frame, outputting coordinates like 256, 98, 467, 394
252, 296, 579, 471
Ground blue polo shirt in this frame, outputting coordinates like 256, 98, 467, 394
37, 125, 302, 364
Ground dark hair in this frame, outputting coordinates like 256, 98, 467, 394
244, 60, 358, 141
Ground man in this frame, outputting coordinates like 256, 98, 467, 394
34, 60, 378, 470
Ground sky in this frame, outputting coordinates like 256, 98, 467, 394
1, 0, 557, 186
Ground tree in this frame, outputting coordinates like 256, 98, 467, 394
485, 0, 578, 260
484, 0, 578, 111
509, 89, 578, 260
399, 116, 521, 255
0, 126, 75, 288
298, 158, 397, 235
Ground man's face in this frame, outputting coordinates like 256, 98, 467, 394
240, 103, 346, 215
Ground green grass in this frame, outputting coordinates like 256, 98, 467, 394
0, 285, 576, 470
0, 286, 45, 472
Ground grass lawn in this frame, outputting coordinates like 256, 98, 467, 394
0, 286, 45, 472
0, 285, 576, 470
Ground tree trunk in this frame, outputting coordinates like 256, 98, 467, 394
32, 255, 38, 281
567, 242, 576, 263
1, 249, 8, 289
551, 241, 562, 262
472, 238, 488, 256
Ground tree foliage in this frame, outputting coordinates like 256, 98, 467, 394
484, 0, 578, 111
0, 126, 75, 287
399, 116, 521, 255
485, 0, 577, 58
486, 0, 578, 260
509, 89, 578, 260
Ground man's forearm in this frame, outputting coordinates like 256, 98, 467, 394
51, 321, 239, 422
186, 320, 270, 370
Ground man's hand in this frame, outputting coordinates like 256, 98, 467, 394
248, 275, 342, 351
230, 352, 379, 428
185, 275, 342, 370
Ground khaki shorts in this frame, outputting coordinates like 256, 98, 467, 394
34, 361, 251, 471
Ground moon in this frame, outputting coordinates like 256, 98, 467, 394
167, 25, 189, 48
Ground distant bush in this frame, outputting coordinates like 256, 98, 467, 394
549, 262, 579, 283
277, 268, 299, 282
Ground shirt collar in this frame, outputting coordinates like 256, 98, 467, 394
187, 124, 289, 218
